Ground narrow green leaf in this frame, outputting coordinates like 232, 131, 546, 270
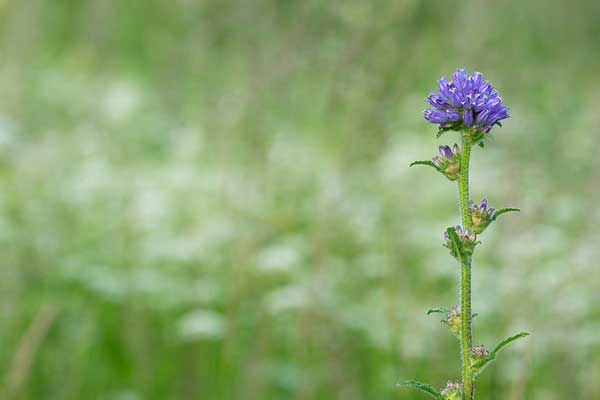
409, 160, 440, 171
473, 332, 530, 373
446, 226, 464, 258
436, 127, 451, 138
397, 380, 443, 399
491, 208, 520, 221
490, 331, 530, 356
427, 307, 450, 316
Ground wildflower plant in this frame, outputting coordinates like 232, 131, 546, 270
400, 69, 528, 399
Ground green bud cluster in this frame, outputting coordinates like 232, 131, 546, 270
470, 345, 490, 366
446, 306, 461, 336
441, 380, 463, 400
443, 226, 479, 260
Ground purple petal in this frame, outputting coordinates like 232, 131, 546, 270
452, 68, 468, 90
438, 77, 451, 98
470, 72, 482, 88
440, 145, 453, 158
424, 109, 449, 124
480, 198, 487, 210
446, 108, 460, 122
427, 92, 446, 108
475, 109, 490, 125
462, 109, 474, 127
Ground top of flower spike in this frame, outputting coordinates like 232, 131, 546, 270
424, 68, 509, 140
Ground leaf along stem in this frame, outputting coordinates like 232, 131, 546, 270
397, 380, 443, 399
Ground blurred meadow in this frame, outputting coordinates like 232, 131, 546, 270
1, 1, 600, 399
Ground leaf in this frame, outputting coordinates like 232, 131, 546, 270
409, 160, 441, 171
490, 331, 530, 355
397, 380, 443, 399
427, 307, 450, 316
436, 127, 452, 138
491, 208, 520, 221
472, 332, 530, 373
446, 226, 464, 258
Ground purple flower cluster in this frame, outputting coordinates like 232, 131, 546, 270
424, 68, 509, 138
469, 198, 496, 233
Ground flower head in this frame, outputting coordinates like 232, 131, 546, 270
443, 225, 479, 258
469, 198, 496, 233
432, 144, 461, 180
424, 68, 509, 143
440, 380, 463, 400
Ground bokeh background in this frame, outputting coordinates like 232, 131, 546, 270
1, 1, 599, 399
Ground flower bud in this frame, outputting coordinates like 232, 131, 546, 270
469, 198, 496, 233
432, 144, 461, 181
440, 380, 463, 400
443, 225, 478, 258
471, 344, 490, 361
446, 306, 461, 336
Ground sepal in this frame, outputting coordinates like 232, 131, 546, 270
397, 380, 443, 399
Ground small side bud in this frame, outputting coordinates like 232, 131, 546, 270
432, 144, 461, 181
471, 344, 490, 362
443, 226, 479, 259
469, 198, 495, 233
440, 380, 463, 400
445, 306, 461, 336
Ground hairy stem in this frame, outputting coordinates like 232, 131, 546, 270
458, 134, 474, 399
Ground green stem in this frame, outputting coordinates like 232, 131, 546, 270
458, 134, 474, 399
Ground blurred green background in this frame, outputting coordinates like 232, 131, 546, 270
1, 1, 599, 399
